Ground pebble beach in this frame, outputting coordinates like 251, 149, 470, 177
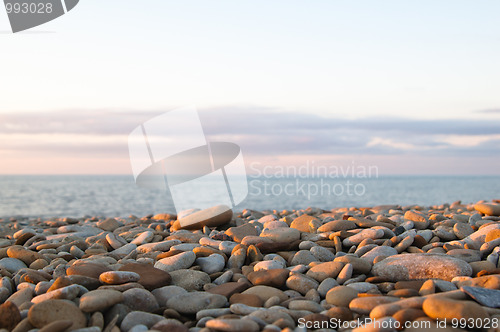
1, 201, 500, 332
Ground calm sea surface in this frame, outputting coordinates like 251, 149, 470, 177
0, 175, 499, 218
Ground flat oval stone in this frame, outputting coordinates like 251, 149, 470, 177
0, 301, 21, 331
38, 319, 73, 332
121, 311, 165, 332
247, 269, 289, 288
326, 286, 358, 307
249, 308, 294, 325
346, 282, 378, 293
361, 246, 398, 264
174, 205, 233, 230
151, 320, 189, 332
310, 246, 336, 262
68, 275, 101, 290
460, 286, 500, 308
334, 255, 372, 274
96, 218, 120, 231
0, 257, 27, 274
285, 274, 319, 295
206, 282, 249, 298
154, 251, 196, 272
290, 214, 319, 233
242, 285, 288, 303
99, 271, 140, 284
464, 223, 500, 245
151, 285, 187, 306
349, 296, 399, 315
288, 300, 323, 313
6, 288, 33, 308
290, 250, 317, 266
169, 269, 211, 291
31, 284, 81, 304
111, 243, 137, 256
67, 262, 111, 279
229, 293, 263, 307
343, 228, 384, 246
317, 219, 356, 232
195, 254, 226, 274
131, 231, 154, 245
205, 318, 259, 332
372, 253, 472, 281
318, 278, 339, 298
253, 260, 285, 271
260, 227, 300, 243
122, 288, 159, 313
119, 263, 171, 290
7, 246, 42, 265
166, 292, 227, 314
446, 249, 481, 263
423, 296, 488, 320
226, 223, 258, 243
136, 240, 180, 254
79, 289, 124, 312
474, 203, 500, 216
453, 222, 474, 239
28, 299, 87, 330
306, 261, 345, 282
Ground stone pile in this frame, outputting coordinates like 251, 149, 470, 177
0, 200, 500, 332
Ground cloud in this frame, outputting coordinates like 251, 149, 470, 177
475, 109, 500, 114
199, 107, 500, 157
0, 110, 159, 135
1, 107, 500, 160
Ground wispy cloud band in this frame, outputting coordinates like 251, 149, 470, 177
1, 107, 500, 161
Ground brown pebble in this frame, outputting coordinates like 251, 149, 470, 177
28, 299, 87, 330
14, 232, 35, 246
229, 293, 264, 307
373, 255, 388, 264
301, 313, 330, 325
255, 240, 300, 254
247, 269, 289, 288
193, 246, 227, 261
67, 275, 101, 290
7, 246, 42, 265
156, 249, 184, 260
246, 245, 263, 263
119, 263, 171, 290
412, 235, 428, 248
38, 319, 73, 332
392, 308, 427, 329
477, 268, 500, 277
163, 308, 184, 321
89, 312, 104, 329
0, 301, 21, 331
394, 280, 426, 290
423, 296, 488, 320
151, 320, 189, 332
212, 281, 250, 296
20, 270, 50, 284
66, 262, 111, 279
48, 276, 73, 292
325, 306, 353, 322
387, 288, 420, 298
326, 286, 358, 307
365, 276, 391, 283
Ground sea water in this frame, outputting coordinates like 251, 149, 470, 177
0, 175, 499, 218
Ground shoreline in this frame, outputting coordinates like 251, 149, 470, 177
0, 201, 500, 331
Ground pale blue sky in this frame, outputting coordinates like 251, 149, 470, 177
1, 1, 499, 174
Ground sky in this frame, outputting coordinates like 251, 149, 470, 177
1, 0, 500, 175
